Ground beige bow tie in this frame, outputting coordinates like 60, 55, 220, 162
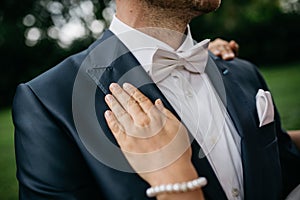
150, 39, 210, 83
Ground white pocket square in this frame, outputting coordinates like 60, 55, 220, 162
256, 89, 274, 127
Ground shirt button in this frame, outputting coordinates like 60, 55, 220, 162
232, 188, 239, 197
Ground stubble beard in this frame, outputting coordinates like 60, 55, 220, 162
143, 0, 221, 14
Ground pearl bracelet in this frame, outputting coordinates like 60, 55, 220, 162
146, 177, 207, 198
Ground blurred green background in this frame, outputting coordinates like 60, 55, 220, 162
0, 0, 299, 199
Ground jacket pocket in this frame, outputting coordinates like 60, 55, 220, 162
257, 121, 277, 148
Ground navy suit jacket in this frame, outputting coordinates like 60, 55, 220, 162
13, 30, 300, 200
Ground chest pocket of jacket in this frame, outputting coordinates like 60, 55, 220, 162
257, 121, 277, 149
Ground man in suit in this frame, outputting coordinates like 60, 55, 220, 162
12, 0, 300, 199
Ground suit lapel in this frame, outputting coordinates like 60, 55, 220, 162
208, 55, 264, 199
87, 31, 177, 115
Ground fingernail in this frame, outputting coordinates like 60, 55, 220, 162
223, 53, 234, 60
155, 99, 164, 110
105, 110, 112, 119
123, 83, 132, 90
109, 83, 119, 91
223, 54, 230, 58
105, 94, 114, 102
225, 53, 234, 57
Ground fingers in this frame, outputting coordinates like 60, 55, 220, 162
209, 38, 238, 61
123, 83, 154, 114
229, 40, 239, 55
155, 99, 176, 120
217, 45, 235, 60
209, 45, 222, 57
106, 83, 178, 131
108, 83, 152, 126
105, 94, 132, 124
209, 38, 224, 56
104, 110, 124, 141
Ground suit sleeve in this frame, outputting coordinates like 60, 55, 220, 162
254, 67, 300, 197
12, 84, 102, 199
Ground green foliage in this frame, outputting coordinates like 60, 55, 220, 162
191, 0, 300, 65
0, 0, 108, 107
191, 0, 281, 35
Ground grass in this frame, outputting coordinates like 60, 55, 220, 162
0, 63, 299, 200
0, 109, 18, 200
260, 63, 300, 130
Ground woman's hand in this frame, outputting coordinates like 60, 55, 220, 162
104, 83, 204, 200
209, 38, 239, 60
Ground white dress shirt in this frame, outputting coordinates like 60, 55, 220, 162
109, 15, 244, 200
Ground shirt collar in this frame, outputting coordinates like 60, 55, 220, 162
109, 15, 197, 72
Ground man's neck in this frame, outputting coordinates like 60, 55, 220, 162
116, 0, 196, 49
